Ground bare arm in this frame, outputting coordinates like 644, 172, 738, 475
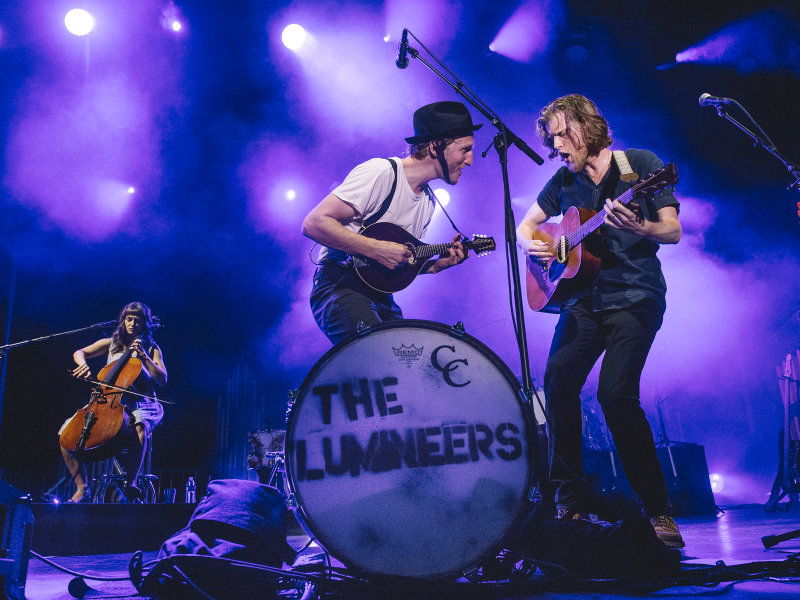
516, 202, 556, 264
72, 338, 112, 379
301, 194, 412, 269
604, 202, 681, 244
130, 340, 168, 386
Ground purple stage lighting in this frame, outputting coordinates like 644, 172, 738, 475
676, 34, 737, 64
282, 24, 307, 50
489, 0, 564, 63
709, 473, 724, 494
64, 8, 95, 36
161, 2, 185, 34
674, 11, 798, 73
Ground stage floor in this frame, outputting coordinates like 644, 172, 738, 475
18, 504, 800, 600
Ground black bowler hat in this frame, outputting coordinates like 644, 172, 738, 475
404, 101, 482, 144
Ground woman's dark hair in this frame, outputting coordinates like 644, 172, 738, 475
110, 302, 155, 354
536, 94, 613, 159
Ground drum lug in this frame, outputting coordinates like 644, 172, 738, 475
285, 493, 297, 510
355, 320, 373, 335
450, 321, 466, 336
527, 485, 541, 502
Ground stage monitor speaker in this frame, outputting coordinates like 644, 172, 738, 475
583, 444, 717, 517
0, 479, 34, 600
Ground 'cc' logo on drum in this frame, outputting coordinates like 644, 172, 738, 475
431, 344, 470, 388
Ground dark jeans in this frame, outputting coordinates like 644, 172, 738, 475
310, 263, 403, 345
545, 297, 669, 517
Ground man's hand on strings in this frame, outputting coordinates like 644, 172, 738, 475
372, 240, 413, 270
519, 237, 555, 268
432, 234, 469, 272
604, 198, 647, 235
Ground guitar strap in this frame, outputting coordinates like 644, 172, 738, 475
361, 158, 398, 229
609, 150, 656, 221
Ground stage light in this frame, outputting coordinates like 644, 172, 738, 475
282, 24, 307, 51
285, 189, 297, 201
383, 33, 391, 43
489, 0, 564, 63
431, 188, 450, 207
127, 187, 136, 194
64, 8, 95, 37
673, 12, 792, 73
709, 473, 725, 493
161, 2, 185, 34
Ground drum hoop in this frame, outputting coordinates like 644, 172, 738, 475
284, 319, 536, 580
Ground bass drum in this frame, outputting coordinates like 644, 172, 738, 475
285, 320, 534, 580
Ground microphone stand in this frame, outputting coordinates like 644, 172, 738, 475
706, 99, 800, 195
0, 320, 116, 436
401, 31, 547, 477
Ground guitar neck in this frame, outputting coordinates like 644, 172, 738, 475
567, 186, 637, 248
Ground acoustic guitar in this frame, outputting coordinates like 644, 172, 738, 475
525, 162, 678, 313
350, 222, 495, 294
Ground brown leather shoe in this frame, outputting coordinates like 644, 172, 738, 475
650, 515, 685, 548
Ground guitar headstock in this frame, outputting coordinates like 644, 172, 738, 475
633, 162, 678, 198
467, 234, 496, 256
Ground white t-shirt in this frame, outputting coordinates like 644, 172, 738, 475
317, 158, 436, 262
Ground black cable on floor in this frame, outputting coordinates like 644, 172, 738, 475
29, 549, 133, 582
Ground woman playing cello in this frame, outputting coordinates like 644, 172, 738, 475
59, 302, 167, 503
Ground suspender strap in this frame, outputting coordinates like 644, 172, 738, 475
362, 158, 398, 228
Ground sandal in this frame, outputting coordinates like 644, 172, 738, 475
67, 488, 91, 504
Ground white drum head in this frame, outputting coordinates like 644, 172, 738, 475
285, 320, 533, 579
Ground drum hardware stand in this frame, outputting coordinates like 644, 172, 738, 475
265, 453, 285, 489
654, 396, 692, 495
397, 29, 546, 488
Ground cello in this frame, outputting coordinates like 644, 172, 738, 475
59, 326, 159, 462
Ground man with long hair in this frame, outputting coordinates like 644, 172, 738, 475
516, 94, 684, 548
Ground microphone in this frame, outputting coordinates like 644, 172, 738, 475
395, 29, 409, 69
699, 93, 733, 107
91, 320, 117, 329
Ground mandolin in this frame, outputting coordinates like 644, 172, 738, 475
350, 222, 495, 294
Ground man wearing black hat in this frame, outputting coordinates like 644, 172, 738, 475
302, 100, 481, 344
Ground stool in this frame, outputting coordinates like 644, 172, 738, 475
92, 440, 158, 503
